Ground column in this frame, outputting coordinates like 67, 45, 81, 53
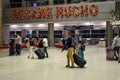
75, 30, 79, 44
106, 21, 113, 47
49, 0, 53, 5
48, 23, 54, 47
114, 26, 119, 36
36, 29, 39, 37
63, 29, 68, 39
64, 0, 67, 4
2, 25, 10, 45
21, 29, 26, 38
0, 0, 2, 45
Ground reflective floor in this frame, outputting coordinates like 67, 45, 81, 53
0, 45, 120, 80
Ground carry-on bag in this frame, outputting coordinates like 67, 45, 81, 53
34, 48, 45, 59
106, 47, 114, 60
73, 53, 86, 68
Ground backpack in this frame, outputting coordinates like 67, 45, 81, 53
71, 38, 77, 49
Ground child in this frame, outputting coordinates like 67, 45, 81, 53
27, 37, 35, 59
78, 41, 85, 59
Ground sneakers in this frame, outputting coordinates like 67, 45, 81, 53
46, 56, 48, 58
114, 58, 118, 61
27, 56, 34, 59
65, 65, 74, 68
69, 66, 74, 68
65, 65, 70, 67
31, 56, 34, 59
27, 56, 30, 59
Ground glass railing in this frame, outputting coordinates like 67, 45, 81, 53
5, 1, 49, 8
5, 0, 114, 8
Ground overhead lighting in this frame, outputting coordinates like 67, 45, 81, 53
38, 24, 47, 27
10, 25, 18, 28
101, 22, 106, 25
54, 23, 63, 27
24, 24, 31, 27
84, 22, 91, 25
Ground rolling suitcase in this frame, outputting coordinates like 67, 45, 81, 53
106, 47, 114, 61
118, 53, 120, 63
73, 53, 86, 68
9, 46, 15, 56
34, 48, 45, 59
9, 40, 15, 56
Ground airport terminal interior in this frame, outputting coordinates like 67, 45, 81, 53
0, 0, 120, 80
0, 46, 120, 80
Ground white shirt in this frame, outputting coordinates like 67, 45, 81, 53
43, 38, 48, 47
112, 36, 120, 48
16, 35, 22, 44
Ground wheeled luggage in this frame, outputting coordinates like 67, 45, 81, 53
118, 53, 120, 63
106, 47, 114, 60
73, 53, 86, 68
9, 45, 14, 56
34, 48, 45, 59
9, 39, 15, 56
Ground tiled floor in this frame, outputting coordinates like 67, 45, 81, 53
0, 46, 120, 80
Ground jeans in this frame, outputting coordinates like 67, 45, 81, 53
44, 47, 48, 57
114, 47, 120, 59
16, 44, 21, 55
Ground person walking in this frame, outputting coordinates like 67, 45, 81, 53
15, 34, 22, 56
62, 31, 74, 68
43, 37, 49, 58
27, 37, 35, 59
112, 33, 120, 61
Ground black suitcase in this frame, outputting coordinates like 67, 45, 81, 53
9, 40, 15, 56
9, 46, 15, 56
73, 53, 86, 68
34, 48, 45, 59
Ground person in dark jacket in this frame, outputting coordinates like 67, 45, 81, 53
62, 31, 74, 68
38, 39, 44, 48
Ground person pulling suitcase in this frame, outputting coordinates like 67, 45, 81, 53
111, 33, 120, 62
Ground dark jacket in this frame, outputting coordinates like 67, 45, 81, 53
38, 40, 43, 48
29, 41, 34, 46
62, 37, 72, 51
